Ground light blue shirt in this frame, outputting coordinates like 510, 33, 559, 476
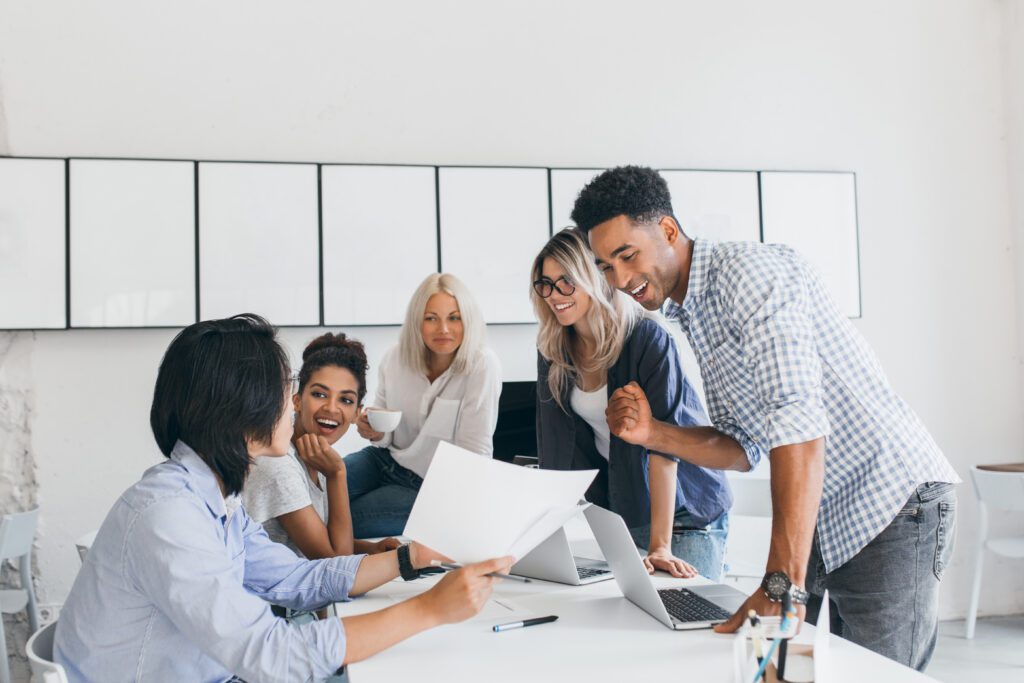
665, 240, 959, 571
55, 441, 365, 682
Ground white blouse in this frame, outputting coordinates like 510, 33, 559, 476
570, 384, 610, 460
370, 346, 503, 477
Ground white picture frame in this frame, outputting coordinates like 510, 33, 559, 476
322, 165, 438, 326
439, 167, 550, 324
198, 162, 320, 325
0, 158, 66, 329
70, 159, 196, 327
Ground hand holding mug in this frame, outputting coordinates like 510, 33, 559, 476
356, 408, 386, 442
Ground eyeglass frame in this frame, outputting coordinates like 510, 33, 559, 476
532, 275, 576, 298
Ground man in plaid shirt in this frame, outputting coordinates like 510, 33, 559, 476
574, 166, 958, 671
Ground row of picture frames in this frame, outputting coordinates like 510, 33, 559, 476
0, 158, 860, 330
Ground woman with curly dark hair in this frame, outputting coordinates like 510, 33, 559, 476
244, 332, 400, 559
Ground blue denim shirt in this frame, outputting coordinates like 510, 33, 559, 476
536, 317, 732, 529
55, 441, 365, 682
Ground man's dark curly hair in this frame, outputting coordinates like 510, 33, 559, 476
571, 166, 676, 234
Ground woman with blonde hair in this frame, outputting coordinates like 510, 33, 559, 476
532, 228, 731, 580
347, 272, 502, 537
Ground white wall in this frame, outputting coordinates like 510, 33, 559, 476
1006, 1, 1024, 391
1, 0, 1022, 621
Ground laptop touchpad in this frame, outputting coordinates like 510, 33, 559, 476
690, 584, 747, 612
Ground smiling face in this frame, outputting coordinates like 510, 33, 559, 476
292, 365, 360, 445
421, 292, 464, 359
539, 257, 593, 328
587, 215, 682, 311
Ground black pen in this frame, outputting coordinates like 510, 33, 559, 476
492, 615, 558, 632
432, 561, 532, 583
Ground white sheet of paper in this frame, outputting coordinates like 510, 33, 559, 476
403, 442, 597, 563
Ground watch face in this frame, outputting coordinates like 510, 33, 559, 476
766, 572, 791, 597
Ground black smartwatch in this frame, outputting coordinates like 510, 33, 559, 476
397, 543, 420, 581
761, 571, 809, 605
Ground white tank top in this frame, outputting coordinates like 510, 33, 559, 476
570, 384, 610, 460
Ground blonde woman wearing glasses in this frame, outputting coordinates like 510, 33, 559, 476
531, 228, 731, 580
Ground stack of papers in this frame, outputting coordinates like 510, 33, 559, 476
403, 442, 597, 563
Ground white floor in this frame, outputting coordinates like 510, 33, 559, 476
928, 616, 1024, 682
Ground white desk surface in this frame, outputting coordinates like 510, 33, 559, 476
337, 518, 938, 683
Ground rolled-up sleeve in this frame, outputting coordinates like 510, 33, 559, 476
126, 498, 360, 683
240, 511, 365, 609
722, 253, 830, 460
715, 419, 768, 469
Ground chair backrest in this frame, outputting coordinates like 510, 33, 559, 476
74, 530, 98, 565
0, 507, 40, 561
970, 467, 1024, 512
26, 621, 69, 683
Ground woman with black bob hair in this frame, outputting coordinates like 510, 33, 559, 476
54, 314, 512, 683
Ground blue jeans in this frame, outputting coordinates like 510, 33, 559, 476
628, 509, 729, 581
345, 446, 423, 538
805, 482, 957, 672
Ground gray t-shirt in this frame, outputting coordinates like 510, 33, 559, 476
243, 446, 327, 557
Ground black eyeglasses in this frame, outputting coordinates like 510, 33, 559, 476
533, 276, 576, 298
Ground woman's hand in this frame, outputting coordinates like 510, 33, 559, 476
643, 546, 699, 578
356, 409, 386, 442
294, 433, 346, 478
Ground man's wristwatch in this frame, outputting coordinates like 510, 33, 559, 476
761, 571, 809, 605
397, 543, 420, 581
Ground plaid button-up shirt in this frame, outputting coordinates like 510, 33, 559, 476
665, 240, 959, 571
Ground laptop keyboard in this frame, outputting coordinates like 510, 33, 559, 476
576, 566, 611, 580
657, 588, 732, 623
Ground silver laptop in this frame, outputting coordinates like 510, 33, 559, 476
511, 525, 614, 585
584, 504, 746, 630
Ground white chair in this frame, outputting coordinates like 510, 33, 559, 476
722, 473, 773, 593
26, 621, 69, 683
965, 465, 1024, 639
0, 507, 41, 683
74, 530, 98, 564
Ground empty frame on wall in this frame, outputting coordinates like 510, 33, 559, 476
549, 168, 602, 232
661, 170, 761, 244
439, 167, 551, 324
0, 158, 66, 329
199, 162, 320, 326
322, 165, 439, 326
70, 159, 196, 328
760, 171, 861, 318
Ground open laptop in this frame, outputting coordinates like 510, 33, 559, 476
511, 524, 614, 585
584, 504, 747, 630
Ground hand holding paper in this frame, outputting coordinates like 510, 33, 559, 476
402, 441, 597, 564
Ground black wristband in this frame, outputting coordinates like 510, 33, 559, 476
397, 543, 420, 581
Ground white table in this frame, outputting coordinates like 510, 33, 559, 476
336, 519, 939, 683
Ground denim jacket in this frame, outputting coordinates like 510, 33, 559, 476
536, 318, 732, 529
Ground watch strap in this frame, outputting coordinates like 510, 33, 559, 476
789, 584, 810, 605
397, 543, 420, 581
